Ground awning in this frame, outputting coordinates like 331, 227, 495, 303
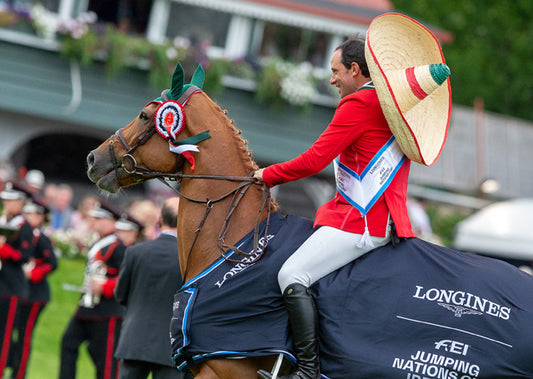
174, 0, 372, 36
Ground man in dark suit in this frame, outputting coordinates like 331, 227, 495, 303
115, 197, 189, 379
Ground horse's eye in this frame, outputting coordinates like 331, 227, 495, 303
139, 112, 149, 121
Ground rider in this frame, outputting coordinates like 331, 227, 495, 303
254, 36, 414, 379
255, 26, 450, 377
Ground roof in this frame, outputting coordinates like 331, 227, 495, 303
175, 0, 452, 42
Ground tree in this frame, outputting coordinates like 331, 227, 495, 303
391, 0, 533, 121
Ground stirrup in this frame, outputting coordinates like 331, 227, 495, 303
257, 353, 284, 379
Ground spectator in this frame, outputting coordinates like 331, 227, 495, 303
70, 194, 100, 235
7, 198, 57, 378
43, 184, 57, 208
127, 199, 160, 240
115, 197, 190, 379
59, 201, 126, 379
50, 184, 75, 231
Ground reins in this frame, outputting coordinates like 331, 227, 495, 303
154, 174, 272, 281
107, 91, 272, 281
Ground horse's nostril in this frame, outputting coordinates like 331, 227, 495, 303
87, 151, 95, 168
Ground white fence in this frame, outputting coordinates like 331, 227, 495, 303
410, 104, 533, 200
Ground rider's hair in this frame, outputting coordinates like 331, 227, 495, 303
336, 37, 370, 78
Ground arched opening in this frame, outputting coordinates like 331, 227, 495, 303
15, 133, 104, 184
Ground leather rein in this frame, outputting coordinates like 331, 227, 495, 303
107, 87, 272, 280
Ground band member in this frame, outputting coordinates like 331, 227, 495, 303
59, 201, 126, 379
114, 213, 144, 247
7, 198, 57, 379
0, 182, 34, 376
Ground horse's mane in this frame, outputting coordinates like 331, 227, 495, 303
210, 97, 280, 212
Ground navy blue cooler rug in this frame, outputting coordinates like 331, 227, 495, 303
170, 213, 314, 371
171, 212, 533, 378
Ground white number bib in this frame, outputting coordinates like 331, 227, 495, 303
334, 137, 405, 217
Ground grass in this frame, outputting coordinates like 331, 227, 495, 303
5, 257, 96, 378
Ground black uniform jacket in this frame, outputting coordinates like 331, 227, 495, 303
75, 234, 126, 319
0, 215, 34, 298
26, 229, 58, 302
114, 232, 182, 367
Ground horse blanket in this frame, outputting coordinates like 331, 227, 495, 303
171, 212, 533, 378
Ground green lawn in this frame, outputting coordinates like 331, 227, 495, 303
6, 257, 96, 378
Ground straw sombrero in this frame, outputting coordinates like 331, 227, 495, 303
365, 13, 451, 166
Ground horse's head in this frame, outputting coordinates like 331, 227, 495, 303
86, 63, 209, 193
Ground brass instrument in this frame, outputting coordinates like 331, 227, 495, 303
79, 260, 107, 308
0, 213, 20, 239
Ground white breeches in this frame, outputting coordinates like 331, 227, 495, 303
278, 225, 391, 292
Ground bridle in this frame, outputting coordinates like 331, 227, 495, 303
107, 86, 272, 280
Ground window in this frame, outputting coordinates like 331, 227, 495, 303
259, 22, 330, 66
88, 0, 153, 34
165, 3, 230, 49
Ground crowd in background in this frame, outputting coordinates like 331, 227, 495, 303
0, 160, 186, 379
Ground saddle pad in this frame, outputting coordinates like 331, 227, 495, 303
314, 237, 533, 378
171, 212, 314, 370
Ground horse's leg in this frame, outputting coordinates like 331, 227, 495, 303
199, 356, 278, 379
191, 363, 220, 378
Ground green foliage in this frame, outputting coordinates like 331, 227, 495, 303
203, 59, 230, 97
148, 43, 178, 89
425, 204, 469, 247
391, 0, 533, 121
255, 60, 285, 108
102, 26, 133, 77
59, 29, 98, 66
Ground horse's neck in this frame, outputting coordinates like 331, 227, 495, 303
177, 96, 266, 281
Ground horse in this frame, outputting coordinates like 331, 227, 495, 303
86, 63, 533, 379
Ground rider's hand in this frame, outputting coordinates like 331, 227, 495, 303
254, 168, 264, 182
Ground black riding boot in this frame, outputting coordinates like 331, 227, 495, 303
258, 283, 320, 379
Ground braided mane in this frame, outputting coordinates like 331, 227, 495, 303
213, 100, 280, 211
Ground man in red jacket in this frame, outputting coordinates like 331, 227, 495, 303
256, 11, 451, 377
257, 35, 421, 378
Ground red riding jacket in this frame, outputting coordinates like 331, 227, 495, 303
262, 86, 415, 238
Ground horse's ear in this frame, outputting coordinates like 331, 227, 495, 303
191, 64, 205, 89
169, 63, 185, 100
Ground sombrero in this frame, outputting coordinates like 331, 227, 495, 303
365, 13, 451, 166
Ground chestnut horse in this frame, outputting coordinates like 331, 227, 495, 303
87, 64, 533, 379
87, 64, 282, 378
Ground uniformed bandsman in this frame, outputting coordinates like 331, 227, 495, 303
59, 200, 126, 379
7, 197, 57, 379
0, 182, 35, 376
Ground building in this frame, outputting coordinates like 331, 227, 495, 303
0, 0, 530, 218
